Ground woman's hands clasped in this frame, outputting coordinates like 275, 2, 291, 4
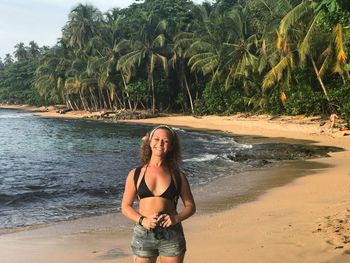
141, 213, 158, 230
142, 213, 179, 229
156, 213, 178, 228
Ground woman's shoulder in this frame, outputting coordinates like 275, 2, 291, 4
127, 165, 144, 176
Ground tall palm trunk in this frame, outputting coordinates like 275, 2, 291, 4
89, 87, 99, 111
79, 89, 89, 111
181, 61, 194, 114
106, 89, 113, 109
147, 64, 156, 114
121, 73, 133, 111
311, 58, 330, 101
151, 76, 156, 114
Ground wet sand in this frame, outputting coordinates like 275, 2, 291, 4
1, 105, 350, 262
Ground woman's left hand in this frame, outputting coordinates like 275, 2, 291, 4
158, 214, 179, 228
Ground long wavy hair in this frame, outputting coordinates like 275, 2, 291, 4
140, 125, 182, 188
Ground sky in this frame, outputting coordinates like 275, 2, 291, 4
0, 0, 205, 60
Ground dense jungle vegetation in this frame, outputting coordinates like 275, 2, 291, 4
0, 0, 349, 120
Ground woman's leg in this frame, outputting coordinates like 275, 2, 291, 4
134, 256, 157, 263
159, 253, 185, 263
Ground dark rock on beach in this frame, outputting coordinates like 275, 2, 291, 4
227, 143, 343, 163
86, 110, 160, 120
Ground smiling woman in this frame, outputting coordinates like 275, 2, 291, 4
121, 125, 196, 263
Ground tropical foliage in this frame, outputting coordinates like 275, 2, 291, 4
0, 0, 349, 120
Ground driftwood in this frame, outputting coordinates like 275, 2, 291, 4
56, 108, 72, 114
100, 111, 116, 118
89, 110, 159, 120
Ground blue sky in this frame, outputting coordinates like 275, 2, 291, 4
0, 0, 205, 60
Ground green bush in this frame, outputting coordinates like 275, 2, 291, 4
284, 85, 323, 116
264, 88, 285, 115
330, 82, 350, 124
194, 83, 244, 115
342, 102, 350, 122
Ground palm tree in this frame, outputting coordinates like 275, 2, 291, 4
3, 54, 13, 66
262, 0, 348, 102
171, 35, 195, 114
181, 6, 226, 86
222, 6, 259, 91
14, 42, 28, 61
28, 41, 41, 58
116, 12, 168, 114
35, 45, 67, 105
62, 4, 103, 53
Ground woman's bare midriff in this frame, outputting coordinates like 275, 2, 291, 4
139, 197, 176, 217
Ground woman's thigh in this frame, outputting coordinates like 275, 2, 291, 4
160, 253, 185, 263
134, 256, 157, 263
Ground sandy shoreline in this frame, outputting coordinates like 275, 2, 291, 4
1, 105, 350, 262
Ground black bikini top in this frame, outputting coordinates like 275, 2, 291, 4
133, 166, 181, 204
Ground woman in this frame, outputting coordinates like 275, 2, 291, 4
121, 125, 196, 263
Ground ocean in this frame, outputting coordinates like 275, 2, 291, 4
0, 109, 339, 230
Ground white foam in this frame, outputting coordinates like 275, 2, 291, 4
183, 154, 218, 162
0, 113, 32, 119
172, 127, 186, 132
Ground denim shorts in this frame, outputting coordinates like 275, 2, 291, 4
131, 223, 186, 258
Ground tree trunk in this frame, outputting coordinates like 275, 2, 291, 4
99, 88, 108, 110
121, 73, 132, 111
73, 100, 79, 111
183, 73, 194, 114
115, 91, 123, 111
140, 101, 146, 110
150, 74, 156, 114
67, 98, 75, 110
311, 58, 330, 101
89, 87, 99, 111
106, 89, 113, 110
98, 87, 103, 110
79, 90, 89, 111
147, 64, 155, 114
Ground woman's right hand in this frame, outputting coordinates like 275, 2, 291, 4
142, 213, 159, 230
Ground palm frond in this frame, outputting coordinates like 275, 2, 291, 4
333, 24, 347, 64
117, 50, 143, 71
318, 46, 332, 76
152, 34, 166, 48
299, 11, 322, 63
262, 55, 290, 89
279, 1, 312, 36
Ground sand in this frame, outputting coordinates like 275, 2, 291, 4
1, 104, 350, 262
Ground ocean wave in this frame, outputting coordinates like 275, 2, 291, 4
183, 154, 218, 162
74, 186, 119, 197
0, 113, 32, 119
172, 127, 186, 133
1, 191, 53, 205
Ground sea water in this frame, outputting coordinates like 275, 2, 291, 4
0, 109, 339, 230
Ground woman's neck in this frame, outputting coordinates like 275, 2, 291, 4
148, 156, 164, 167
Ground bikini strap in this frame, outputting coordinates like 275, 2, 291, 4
173, 169, 182, 208
174, 169, 182, 195
133, 166, 142, 190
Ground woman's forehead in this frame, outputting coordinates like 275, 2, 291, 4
152, 128, 172, 138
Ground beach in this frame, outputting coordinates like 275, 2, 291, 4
1, 105, 350, 262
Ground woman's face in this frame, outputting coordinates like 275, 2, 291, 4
149, 128, 172, 157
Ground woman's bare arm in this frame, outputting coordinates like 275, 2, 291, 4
174, 173, 196, 224
121, 168, 158, 229
121, 169, 141, 223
